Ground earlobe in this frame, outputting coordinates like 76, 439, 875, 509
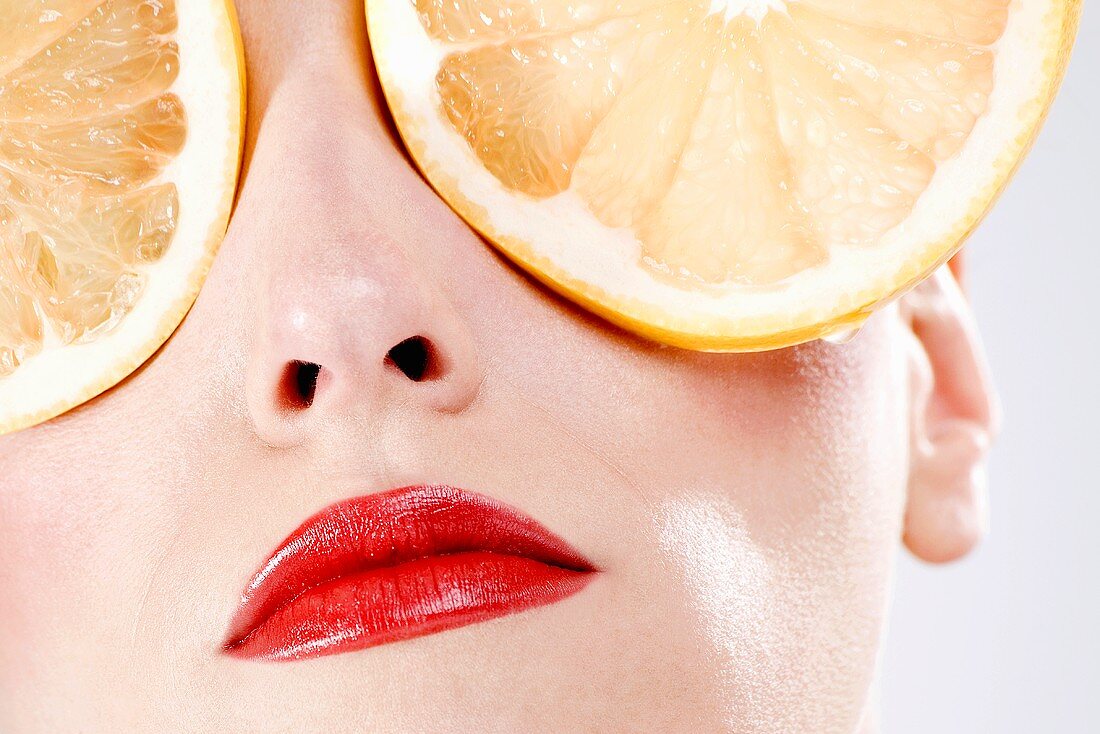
902, 266, 1001, 564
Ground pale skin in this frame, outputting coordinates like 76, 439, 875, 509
0, 1, 1000, 732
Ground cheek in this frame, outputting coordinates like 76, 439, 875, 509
0, 353, 232, 698
0, 429, 141, 698
507, 303, 910, 544
502, 308, 910, 729
647, 317, 910, 729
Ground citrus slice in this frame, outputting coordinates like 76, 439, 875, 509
367, 0, 1079, 350
0, 0, 245, 434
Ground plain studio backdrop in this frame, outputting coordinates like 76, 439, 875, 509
881, 5, 1099, 733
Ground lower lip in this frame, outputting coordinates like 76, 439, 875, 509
227, 550, 591, 661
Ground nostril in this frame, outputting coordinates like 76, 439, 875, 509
386, 336, 436, 382
280, 360, 322, 409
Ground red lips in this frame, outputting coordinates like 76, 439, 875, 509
224, 485, 596, 661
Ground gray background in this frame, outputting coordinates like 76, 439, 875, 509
881, 5, 1099, 733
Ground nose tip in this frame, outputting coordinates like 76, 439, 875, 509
244, 247, 483, 448
233, 81, 487, 448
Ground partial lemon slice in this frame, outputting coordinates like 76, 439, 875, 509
367, 0, 1079, 350
0, 0, 244, 434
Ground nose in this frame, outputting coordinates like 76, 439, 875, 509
240, 94, 483, 447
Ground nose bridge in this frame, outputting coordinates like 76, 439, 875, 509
241, 107, 482, 444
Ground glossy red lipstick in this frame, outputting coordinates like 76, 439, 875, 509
224, 485, 595, 661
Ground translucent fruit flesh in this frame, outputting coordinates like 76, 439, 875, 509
424, 0, 1005, 287
0, 0, 185, 377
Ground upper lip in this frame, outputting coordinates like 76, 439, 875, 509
224, 484, 595, 653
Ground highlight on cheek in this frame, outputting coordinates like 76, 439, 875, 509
655, 496, 781, 728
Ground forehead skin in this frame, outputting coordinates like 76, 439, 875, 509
0, 1, 909, 732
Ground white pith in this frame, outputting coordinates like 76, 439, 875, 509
369, 0, 1069, 343
0, 0, 241, 431
707, 0, 787, 23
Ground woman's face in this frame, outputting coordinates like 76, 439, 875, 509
0, 1, 996, 732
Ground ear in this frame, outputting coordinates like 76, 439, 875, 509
901, 261, 1001, 564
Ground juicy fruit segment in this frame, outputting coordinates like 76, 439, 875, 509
762, 11, 937, 250
424, 0, 1006, 286
0, 0, 185, 377
631, 20, 824, 284
437, 33, 621, 198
